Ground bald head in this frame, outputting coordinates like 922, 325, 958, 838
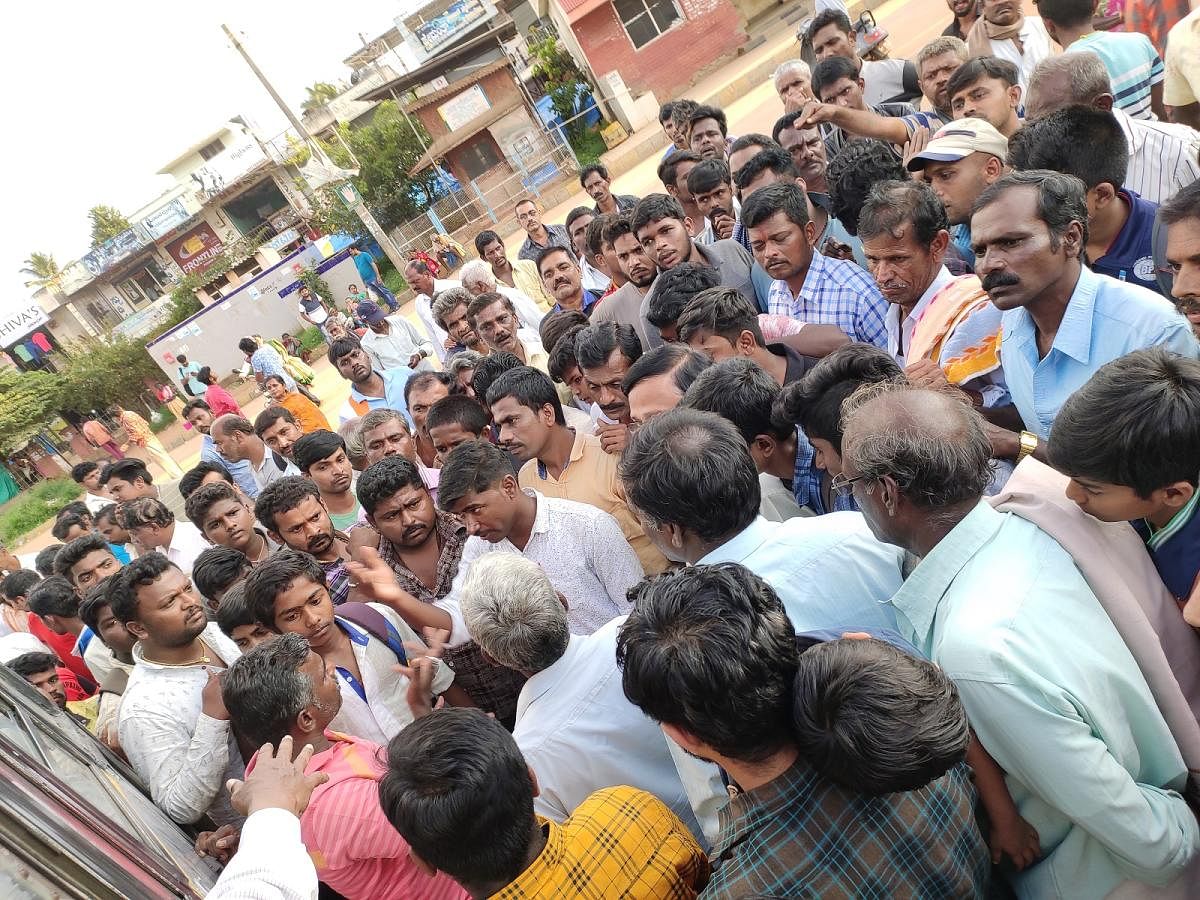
1025, 52, 1112, 120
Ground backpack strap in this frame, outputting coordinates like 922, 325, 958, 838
335, 603, 408, 666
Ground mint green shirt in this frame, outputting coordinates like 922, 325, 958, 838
889, 502, 1198, 898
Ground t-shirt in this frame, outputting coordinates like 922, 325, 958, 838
328, 499, 363, 532
1133, 493, 1200, 603
824, 102, 916, 159
1070, 31, 1164, 121
1092, 190, 1162, 295
860, 58, 919, 106
352, 252, 377, 283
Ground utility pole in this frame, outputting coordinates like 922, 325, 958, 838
221, 23, 409, 274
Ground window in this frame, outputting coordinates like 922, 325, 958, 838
198, 138, 225, 160
614, 0, 682, 49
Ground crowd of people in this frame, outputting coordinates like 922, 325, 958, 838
4, 1, 1200, 897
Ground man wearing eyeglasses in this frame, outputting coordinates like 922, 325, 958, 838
514, 198, 575, 264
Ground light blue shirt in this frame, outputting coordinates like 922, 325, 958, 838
1002, 265, 1200, 439
200, 434, 260, 498
889, 502, 1197, 898
342, 367, 415, 427
698, 513, 902, 633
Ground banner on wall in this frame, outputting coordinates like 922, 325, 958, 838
165, 223, 226, 275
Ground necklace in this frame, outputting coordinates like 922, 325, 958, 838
142, 640, 215, 668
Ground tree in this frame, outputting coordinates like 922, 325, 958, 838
19, 252, 59, 288
302, 82, 341, 113
529, 32, 592, 144
88, 205, 132, 248
0, 368, 62, 453
57, 336, 163, 414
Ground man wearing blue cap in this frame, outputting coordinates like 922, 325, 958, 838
355, 300, 435, 373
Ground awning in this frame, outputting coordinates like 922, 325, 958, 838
408, 95, 523, 174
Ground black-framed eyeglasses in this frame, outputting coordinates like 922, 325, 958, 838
830, 472, 869, 496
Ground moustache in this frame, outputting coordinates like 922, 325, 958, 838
307, 533, 333, 552
982, 272, 1021, 292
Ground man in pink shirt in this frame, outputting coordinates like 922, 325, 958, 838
218, 632, 466, 900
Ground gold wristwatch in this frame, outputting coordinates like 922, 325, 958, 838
1016, 430, 1039, 464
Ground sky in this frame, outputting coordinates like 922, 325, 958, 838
1, 1, 419, 316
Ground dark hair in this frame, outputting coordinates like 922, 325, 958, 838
533, 245, 574, 276
79, 577, 118, 633
27, 575, 79, 619
564, 206, 593, 234
631, 193, 687, 236
538, 309, 590, 354
974, 169, 1089, 249
34, 545, 64, 579
70, 461, 99, 484
52, 533, 112, 581
9, 651, 60, 680
327, 336, 363, 367
213, 415, 255, 439
356, 455, 426, 516
254, 406, 297, 439
262, 372, 289, 388
405, 258, 432, 276
619, 408, 760, 542
688, 104, 728, 137
56, 501, 89, 522
1049, 349, 1200, 495
185, 480, 243, 530
617, 563, 799, 761
1160, 179, 1200, 227
118, 497, 174, 531
426, 395, 490, 438
471, 351, 524, 403
404, 370, 454, 408
244, 549, 326, 628
179, 461, 232, 500
2, 569, 41, 601
486, 367, 565, 426
677, 287, 764, 347
946, 55, 1020, 103
215, 581, 255, 640
657, 151, 702, 192
474, 229, 502, 256
438, 440, 514, 512
623, 345, 713, 397
792, 638, 971, 794
192, 546, 251, 603
809, 6, 852, 36
734, 147, 797, 193
658, 101, 676, 123
740, 180, 810, 230
601, 215, 637, 249
682, 358, 793, 444
574, 322, 643, 370
238, 337, 259, 355
466, 291, 516, 328
378, 709, 536, 888
51, 512, 90, 541
776, 344, 903, 449
99, 458, 152, 488
1007, 105, 1128, 191
254, 476, 322, 534
858, 179, 949, 245
547, 328, 587, 383
110, 552, 177, 624
584, 214, 611, 258
729, 133, 777, 156
772, 110, 805, 144
1035, 0, 1097, 27
292, 430, 347, 474
827, 140, 908, 234
812, 55, 860, 99
686, 158, 732, 195
646, 263, 721, 329
197, 366, 215, 385
580, 163, 610, 189
221, 632, 313, 748
93, 503, 121, 528
183, 398, 212, 419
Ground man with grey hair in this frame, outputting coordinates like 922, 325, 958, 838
1025, 51, 1200, 204
431, 286, 490, 360
772, 59, 812, 112
458, 553, 723, 844
838, 382, 1200, 897
459, 258, 545, 334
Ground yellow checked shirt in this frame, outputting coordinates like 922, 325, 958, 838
492, 786, 710, 899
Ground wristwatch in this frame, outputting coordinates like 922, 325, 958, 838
1016, 430, 1039, 464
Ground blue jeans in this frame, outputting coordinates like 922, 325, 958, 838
366, 279, 398, 310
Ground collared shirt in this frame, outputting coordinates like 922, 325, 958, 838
75, 627, 117, 686
249, 344, 296, 391
200, 434, 260, 498
291, 732, 468, 900
83, 491, 112, 514
1164, 9, 1200, 109
358, 315, 434, 373
517, 223, 574, 263
1134, 490, 1200, 602
705, 758, 989, 900
493, 786, 710, 899
377, 514, 526, 724
791, 427, 856, 515
766, 251, 889, 346
551, 288, 602, 317
340, 367, 415, 425
579, 258, 611, 295
318, 548, 352, 606
699, 514, 902, 633
515, 617, 716, 842
413, 277, 459, 363
1092, 190, 1162, 294
509, 258, 557, 310
641, 240, 759, 348
1071, 30, 1164, 121
887, 265, 956, 363
987, 15, 1054, 94
326, 603, 454, 745
118, 623, 242, 826
447, 491, 643, 643
592, 194, 639, 216
164, 520, 211, 576
352, 251, 379, 284
888, 502, 1198, 898
250, 447, 300, 492
1114, 107, 1200, 205
206, 808, 316, 900
1001, 265, 1200, 439
518, 429, 669, 575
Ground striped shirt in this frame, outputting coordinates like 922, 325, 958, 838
1115, 108, 1200, 205
1071, 31, 1164, 121
765, 250, 889, 346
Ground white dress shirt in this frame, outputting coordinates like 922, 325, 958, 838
1115, 108, 1200, 205
205, 807, 317, 900
251, 450, 300, 493
118, 623, 243, 826
84, 491, 112, 514
886, 266, 956, 364
580, 258, 611, 295
515, 616, 720, 845
76, 629, 118, 685
359, 315, 434, 373
165, 520, 214, 576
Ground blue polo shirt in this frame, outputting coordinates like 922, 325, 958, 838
345, 366, 414, 426
353, 252, 377, 283
1003, 265, 1200, 439
552, 289, 601, 317
1134, 492, 1200, 603
1092, 190, 1162, 295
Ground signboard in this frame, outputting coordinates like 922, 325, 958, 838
438, 84, 491, 130
141, 198, 191, 239
80, 223, 153, 276
396, 0, 498, 64
263, 228, 300, 252
335, 182, 363, 210
192, 136, 270, 199
165, 222, 226, 275
0, 303, 50, 345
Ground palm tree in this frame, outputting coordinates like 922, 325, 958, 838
301, 82, 340, 113
19, 252, 59, 288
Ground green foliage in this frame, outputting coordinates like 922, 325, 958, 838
56, 337, 163, 417
0, 478, 83, 544
149, 405, 176, 434
19, 252, 59, 287
382, 267, 408, 295
298, 326, 325, 353
0, 368, 63, 454
88, 204, 132, 248
302, 82, 341, 112
572, 127, 608, 166
297, 266, 334, 303
305, 187, 363, 240
530, 32, 593, 145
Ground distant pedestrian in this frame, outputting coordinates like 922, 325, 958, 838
348, 245, 399, 311
112, 405, 183, 479
80, 416, 124, 461
197, 367, 244, 419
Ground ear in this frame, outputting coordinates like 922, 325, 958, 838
1061, 219, 1085, 258
295, 707, 320, 736
930, 229, 951, 259
126, 618, 149, 642
803, 219, 819, 247
1043, 19, 1061, 45
984, 155, 1005, 181
540, 403, 557, 427
1092, 182, 1117, 209
660, 521, 688, 551
527, 764, 541, 798
736, 330, 757, 356
1158, 481, 1195, 512
1009, 83, 1023, 109
1095, 93, 1115, 112
752, 434, 777, 459
683, 215, 694, 234
877, 474, 902, 517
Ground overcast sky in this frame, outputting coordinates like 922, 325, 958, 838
1, 1, 417, 316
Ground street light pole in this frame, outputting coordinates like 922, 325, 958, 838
221, 23, 409, 274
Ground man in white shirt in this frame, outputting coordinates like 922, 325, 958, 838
459, 553, 722, 843
355, 300, 434, 372
118, 497, 211, 576
403, 258, 459, 364
113, 552, 243, 825
459, 259, 546, 333
212, 414, 300, 493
